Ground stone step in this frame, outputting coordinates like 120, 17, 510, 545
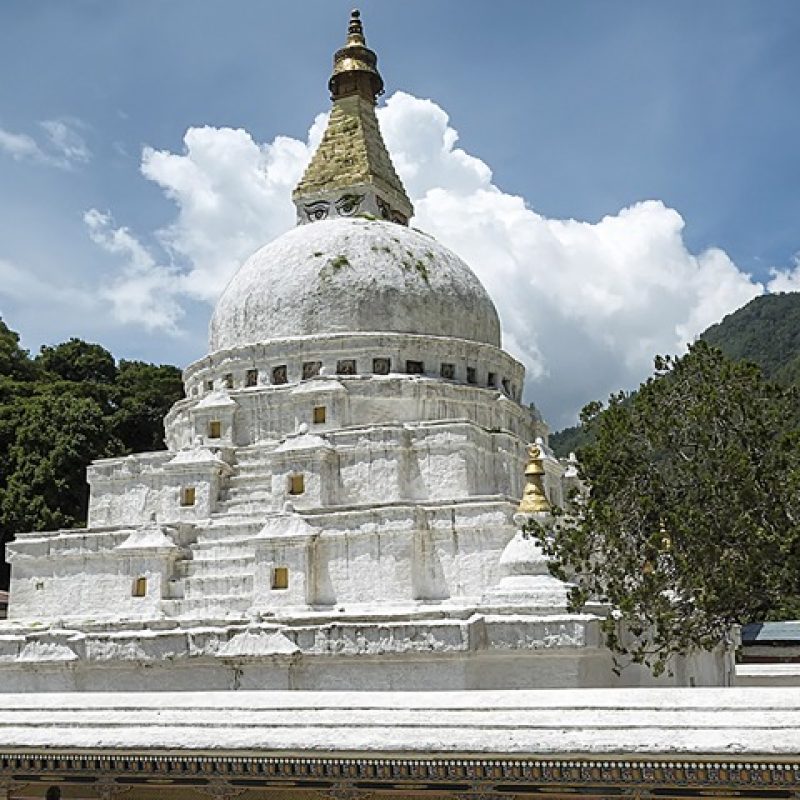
226, 473, 273, 488
215, 501, 275, 517
198, 520, 263, 540
184, 573, 254, 598
176, 556, 254, 577
161, 594, 252, 619
223, 486, 274, 501
190, 540, 257, 561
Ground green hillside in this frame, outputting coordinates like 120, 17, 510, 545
551, 292, 800, 457
700, 292, 800, 385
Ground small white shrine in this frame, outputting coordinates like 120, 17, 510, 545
0, 11, 730, 693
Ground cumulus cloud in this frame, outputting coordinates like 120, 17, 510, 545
139, 124, 320, 302
86, 91, 772, 427
766, 254, 800, 293
0, 118, 90, 168
84, 209, 184, 333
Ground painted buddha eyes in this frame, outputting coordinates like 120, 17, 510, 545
304, 201, 330, 222
304, 195, 364, 222
335, 194, 363, 216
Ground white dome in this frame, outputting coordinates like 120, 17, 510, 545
209, 218, 501, 352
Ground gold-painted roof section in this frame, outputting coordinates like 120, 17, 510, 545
293, 95, 411, 212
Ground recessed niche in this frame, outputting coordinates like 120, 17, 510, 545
313, 405, 327, 424
224, 373, 234, 389
208, 420, 222, 439
440, 362, 455, 380
466, 367, 477, 384
272, 365, 288, 385
205, 380, 214, 391
132, 577, 147, 597
406, 360, 424, 375
372, 357, 390, 375
487, 372, 497, 388
501, 378, 510, 395
245, 368, 258, 387
336, 359, 356, 375
181, 486, 196, 506
288, 474, 305, 495
271, 566, 289, 590
302, 361, 322, 379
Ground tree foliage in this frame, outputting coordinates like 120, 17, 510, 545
0, 317, 184, 587
543, 341, 800, 675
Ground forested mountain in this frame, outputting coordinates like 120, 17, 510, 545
700, 292, 800, 385
551, 292, 800, 456
0, 318, 184, 586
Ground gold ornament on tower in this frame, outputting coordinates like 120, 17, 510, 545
518, 444, 551, 514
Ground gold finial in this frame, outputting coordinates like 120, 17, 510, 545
347, 9, 365, 45
329, 8, 384, 102
518, 444, 552, 514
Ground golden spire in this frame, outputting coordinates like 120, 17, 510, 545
329, 9, 385, 103
292, 9, 414, 226
518, 444, 552, 514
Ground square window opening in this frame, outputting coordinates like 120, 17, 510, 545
224, 373, 234, 389
245, 368, 258, 387
272, 365, 288, 385
466, 366, 477, 385
313, 405, 327, 424
208, 420, 222, 439
181, 486, 196, 507
132, 577, 147, 597
272, 566, 289, 590
288, 474, 305, 495
302, 361, 322, 380
372, 357, 391, 375
205, 380, 214, 392
336, 359, 356, 375
487, 372, 497, 388
406, 360, 424, 375
440, 362, 455, 380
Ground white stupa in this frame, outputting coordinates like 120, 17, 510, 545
0, 11, 729, 691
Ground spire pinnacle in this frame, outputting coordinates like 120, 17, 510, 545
329, 8, 384, 103
347, 9, 365, 45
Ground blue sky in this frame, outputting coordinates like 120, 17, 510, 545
1, 1, 798, 428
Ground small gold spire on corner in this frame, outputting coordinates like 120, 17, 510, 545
518, 444, 552, 514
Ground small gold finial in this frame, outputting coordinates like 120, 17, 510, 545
348, 9, 365, 44
518, 444, 552, 514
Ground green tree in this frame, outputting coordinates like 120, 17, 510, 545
111, 360, 184, 452
0, 389, 123, 586
37, 338, 117, 385
0, 321, 185, 588
544, 341, 800, 675
0, 317, 35, 382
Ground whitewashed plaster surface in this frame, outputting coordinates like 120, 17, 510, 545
0, 688, 794, 755
209, 218, 502, 351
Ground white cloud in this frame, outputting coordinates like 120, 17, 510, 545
0, 129, 43, 162
140, 125, 316, 302
85, 92, 773, 427
40, 119, 91, 164
0, 118, 90, 168
84, 209, 184, 333
766, 254, 800, 293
